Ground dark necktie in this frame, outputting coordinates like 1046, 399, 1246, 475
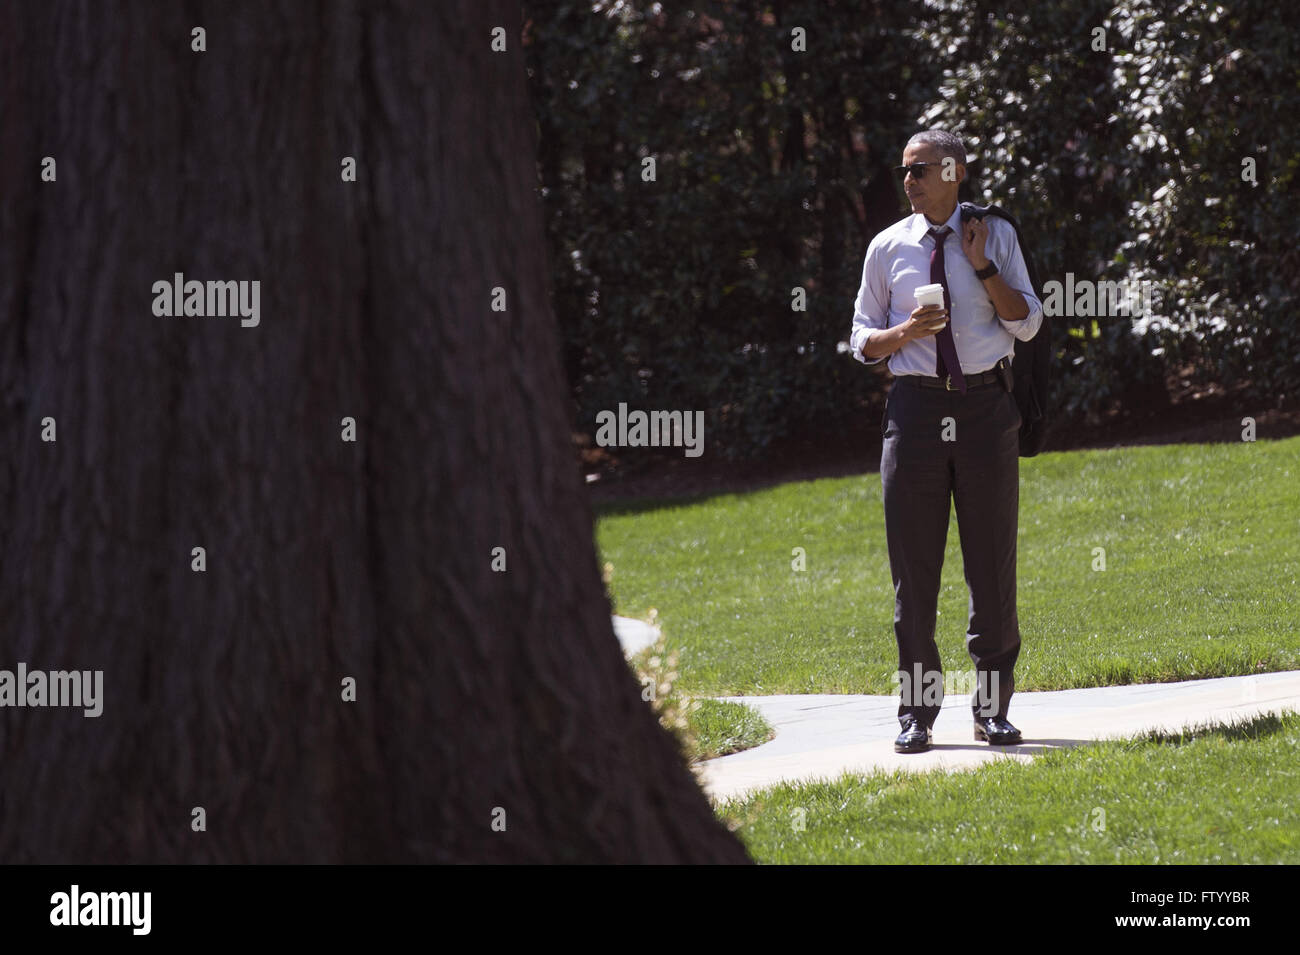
929, 226, 966, 393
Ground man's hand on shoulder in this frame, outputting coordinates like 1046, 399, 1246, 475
961, 216, 991, 271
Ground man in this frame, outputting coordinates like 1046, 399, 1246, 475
849, 130, 1043, 753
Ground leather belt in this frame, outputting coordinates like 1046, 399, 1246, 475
897, 358, 1010, 392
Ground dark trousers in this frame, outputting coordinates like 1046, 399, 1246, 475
880, 376, 1022, 728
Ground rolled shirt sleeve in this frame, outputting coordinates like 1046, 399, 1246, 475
990, 218, 1043, 341
849, 239, 890, 365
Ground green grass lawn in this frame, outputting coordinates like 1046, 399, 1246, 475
596, 437, 1300, 696
714, 711, 1300, 864
689, 699, 775, 759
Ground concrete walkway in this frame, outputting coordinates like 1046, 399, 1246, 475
613, 615, 660, 656
698, 670, 1300, 803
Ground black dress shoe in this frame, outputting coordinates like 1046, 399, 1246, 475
973, 716, 1022, 745
894, 716, 932, 753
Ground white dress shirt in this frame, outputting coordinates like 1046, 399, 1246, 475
849, 204, 1043, 375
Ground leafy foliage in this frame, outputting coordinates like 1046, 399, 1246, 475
525, 1, 1298, 456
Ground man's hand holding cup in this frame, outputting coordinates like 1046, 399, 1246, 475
906, 283, 948, 339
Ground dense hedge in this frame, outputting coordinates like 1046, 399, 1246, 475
524, 1, 1299, 457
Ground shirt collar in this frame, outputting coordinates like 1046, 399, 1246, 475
909, 204, 963, 242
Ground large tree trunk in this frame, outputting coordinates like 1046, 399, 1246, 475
0, 0, 749, 864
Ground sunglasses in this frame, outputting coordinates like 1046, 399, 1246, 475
893, 162, 942, 180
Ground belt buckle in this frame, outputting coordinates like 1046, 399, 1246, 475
944, 375, 955, 391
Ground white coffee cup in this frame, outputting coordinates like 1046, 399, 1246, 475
914, 283, 945, 308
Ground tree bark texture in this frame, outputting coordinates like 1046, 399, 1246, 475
0, 0, 750, 864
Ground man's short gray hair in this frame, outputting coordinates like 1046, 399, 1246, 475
906, 129, 968, 166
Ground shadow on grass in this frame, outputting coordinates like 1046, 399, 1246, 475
590, 477, 862, 519
927, 740, 1083, 755
921, 714, 1296, 757
1132, 710, 1295, 747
